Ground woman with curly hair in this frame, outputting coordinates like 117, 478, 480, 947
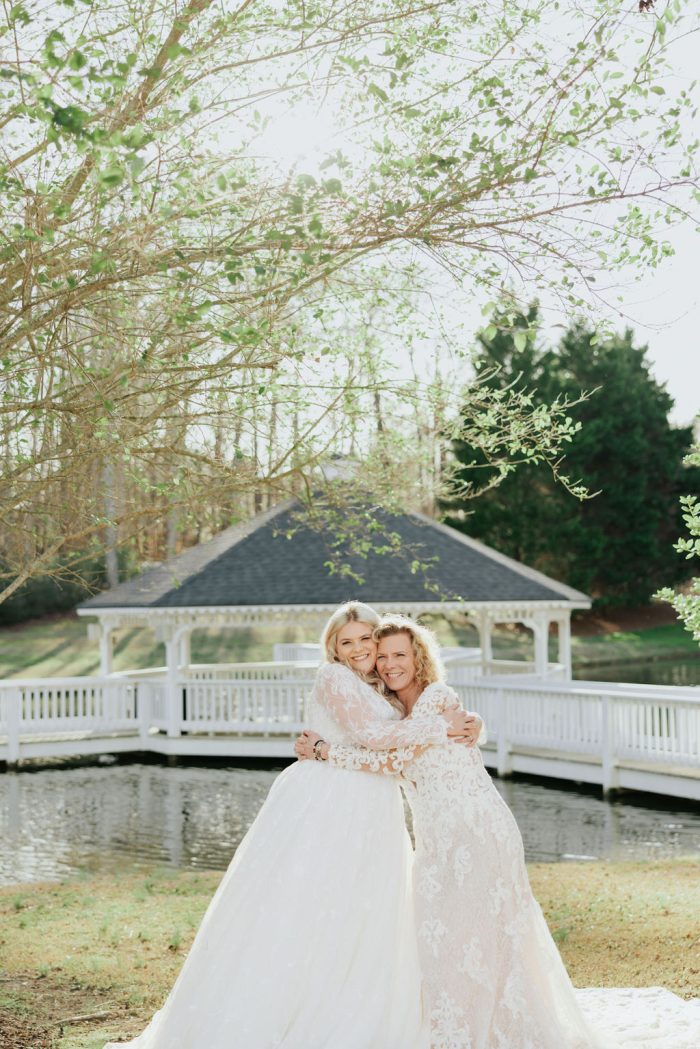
299, 615, 700, 1049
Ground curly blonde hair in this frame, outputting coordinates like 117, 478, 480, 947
373, 614, 444, 692
320, 601, 381, 665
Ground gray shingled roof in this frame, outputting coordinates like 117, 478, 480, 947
79, 502, 589, 610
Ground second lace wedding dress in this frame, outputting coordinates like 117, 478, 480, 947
328, 681, 700, 1049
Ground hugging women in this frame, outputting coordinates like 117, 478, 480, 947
106, 601, 700, 1049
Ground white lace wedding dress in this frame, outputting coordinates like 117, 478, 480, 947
105, 662, 449, 1049
328, 681, 700, 1049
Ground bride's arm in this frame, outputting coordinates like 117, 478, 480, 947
296, 731, 427, 775
314, 662, 456, 749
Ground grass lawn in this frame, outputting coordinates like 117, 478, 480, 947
0, 612, 698, 680
0, 615, 321, 680
569, 623, 700, 668
1, 860, 698, 1048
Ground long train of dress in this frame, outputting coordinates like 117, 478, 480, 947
326, 678, 700, 1049
104, 662, 452, 1049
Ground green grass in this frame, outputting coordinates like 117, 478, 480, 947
0, 615, 323, 679
0, 861, 698, 1048
432, 615, 699, 669
0, 613, 697, 680
570, 623, 700, 667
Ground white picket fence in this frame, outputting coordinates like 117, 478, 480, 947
1, 667, 699, 798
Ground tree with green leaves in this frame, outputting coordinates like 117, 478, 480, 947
1, 0, 698, 602
656, 436, 700, 638
443, 312, 697, 605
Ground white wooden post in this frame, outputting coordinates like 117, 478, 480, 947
531, 614, 550, 678
165, 636, 181, 737
601, 696, 619, 795
138, 683, 152, 745
557, 615, 572, 680
179, 629, 192, 674
477, 612, 493, 674
99, 625, 115, 676
7, 687, 21, 765
496, 689, 512, 777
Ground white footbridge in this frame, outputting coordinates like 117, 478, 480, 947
1, 648, 698, 802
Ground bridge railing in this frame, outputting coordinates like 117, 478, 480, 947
0, 677, 141, 763
456, 679, 700, 788
2, 673, 699, 788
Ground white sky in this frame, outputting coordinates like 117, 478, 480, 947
619, 221, 699, 427
252, 12, 700, 429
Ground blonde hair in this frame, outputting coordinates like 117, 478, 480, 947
320, 601, 381, 664
373, 614, 444, 692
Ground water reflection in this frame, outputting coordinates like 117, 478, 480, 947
574, 660, 700, 687
2, 761, 699, 887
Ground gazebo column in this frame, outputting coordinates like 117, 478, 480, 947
87, 619, 116, 676
164, 637, 180, 737
99, 626, 115, 676
179, 629, 192, 674
476, 611, 493, 674
556, 614, 572, 679
159, 624, 191, 738
523, 613, 550, 677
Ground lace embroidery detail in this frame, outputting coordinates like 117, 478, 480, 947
458, 937, 490, 987
404, 684, 611, 1049
417, 863, 442, 903
430, 991, 472, 1049
419, 917, 448, 957
312, 662, 448, 749
453, 843, 473, 887
327, 742, 415, 775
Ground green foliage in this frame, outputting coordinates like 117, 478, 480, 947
0, 0, 698, 598
443, 310, 698, 606
0, 548, 135, 626
656, 440, 700, 641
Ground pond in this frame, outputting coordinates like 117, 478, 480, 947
574, 659, 700, 687
2, 760, 699, 887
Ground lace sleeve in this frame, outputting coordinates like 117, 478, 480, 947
327, 742, 420, 776
421, 682, 487, 746
316, 663, 448, 749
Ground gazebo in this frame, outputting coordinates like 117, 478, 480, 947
78, 500, 590, 683
6, 501, 696, 802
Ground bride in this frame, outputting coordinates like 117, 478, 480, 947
104, 601, 480, 1049
298, 614, 700, 1049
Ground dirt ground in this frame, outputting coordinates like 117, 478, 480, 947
0, 974, 134, 1049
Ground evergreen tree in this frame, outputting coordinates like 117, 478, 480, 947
444, 312, 697, 606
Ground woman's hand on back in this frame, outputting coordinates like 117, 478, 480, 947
443, 709, 482, 745
294, 730, 328, 761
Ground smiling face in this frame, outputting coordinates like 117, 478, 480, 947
335, 620, 378, 675
376, 631, 417, 694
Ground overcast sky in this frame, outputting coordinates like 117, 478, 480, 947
598, 21, 698, 429
254, 8, 699, 429
617, 219, 698, 427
